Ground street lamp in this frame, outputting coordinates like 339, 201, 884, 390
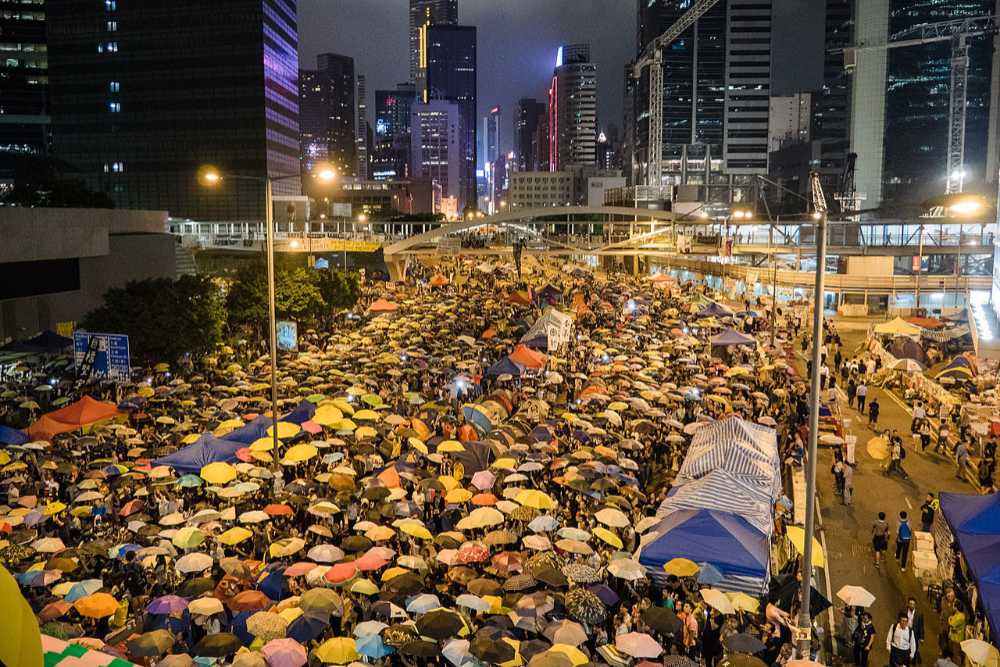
199, 162, 335, 455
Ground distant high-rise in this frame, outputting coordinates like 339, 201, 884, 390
315, 53, 357, 178
410, 99, 461, 204
425, 24, 477, 208
484, 106, 500, 169
409, 0, 458, 94
373, 83, 417, 181
47, 0, 300, 219
514, 98, 546, 172
723, 0, 773, 174
0, 0, 49, 182
356, 74, 369, 180
300, 70, 331, 174
549, 44, 598, 170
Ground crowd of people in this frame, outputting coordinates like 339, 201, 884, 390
0, 257, 969, 667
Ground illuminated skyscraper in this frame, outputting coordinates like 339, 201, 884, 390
549, 44, 598, 170
0, 0, 49, 183
409, 0, 458, 95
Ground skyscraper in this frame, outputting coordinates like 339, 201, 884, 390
47, 0, 300, 219
315, 53, 357, 178
484, 106, 500, 169
425, 24, 477, 208
812, 0, 853, 191
0, 0, 49, 183
373, 84, 417, 181
549, 44, 598, 170
409, 0, 458, 94
299, 70, 330, 174
410, 99, 461, 209
723, 0, 772, 174
514, 98, 545, 172
356, 74, 369, 179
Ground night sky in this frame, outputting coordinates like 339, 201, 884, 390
298, 0, 638, 156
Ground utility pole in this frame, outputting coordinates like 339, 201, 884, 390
799, 171, 829, 658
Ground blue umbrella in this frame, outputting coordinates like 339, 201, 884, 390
258, 571, 290, 601
697, 563, 724, 586
588, 583, 620, 607
288, 614, 329, 643
230, 610, 254, 646
64, 579, 104, 602
0, 425, 28, 446
357, 634, 394, 659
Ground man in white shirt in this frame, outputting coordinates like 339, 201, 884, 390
887, 611, 917, 666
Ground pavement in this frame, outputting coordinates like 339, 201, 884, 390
797, 320, 972, 666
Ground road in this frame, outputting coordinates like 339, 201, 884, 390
801, 319, 971, 666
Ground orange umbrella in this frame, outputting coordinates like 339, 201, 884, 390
263, 504, 293, 517
429, 274, 450, 287
471, 493, 497, 506
74, 592, 119, 618
457, 424, 477, 442
228, 590, 271, 612
411, 418, 431, 440
377, 466, 401, 489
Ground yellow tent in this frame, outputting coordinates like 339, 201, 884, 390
873, 317, 921, 337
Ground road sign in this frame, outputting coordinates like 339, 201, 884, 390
74, 332, 131, 382
276, 321, 298, 352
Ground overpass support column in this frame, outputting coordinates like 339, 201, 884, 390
387, 257, 407, 282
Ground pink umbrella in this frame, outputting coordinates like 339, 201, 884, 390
353, 552, 389, 571
324, 562, 359, 584
616, 632, 663, 659
300, 420, 322, 434
282, 562, 316, 577
261, 638, 307, 667
235, 448, 254, 462
471, 470, 496, 491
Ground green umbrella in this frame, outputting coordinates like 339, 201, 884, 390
127, 630, 176, 657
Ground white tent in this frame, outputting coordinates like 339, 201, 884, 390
520, 307, 574, 351
657, 469, 774, 535
675, 416, 781, 499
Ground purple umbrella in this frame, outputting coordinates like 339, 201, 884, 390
588, 583, 620, 606
146, 595, 190, 615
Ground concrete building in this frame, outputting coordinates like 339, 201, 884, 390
549, 45, 598, 170
586, 175, 627, 207
373, 84, 417, 181
0, 0, 49, 186
768, 94, 812, 152
0, 208, 175, 341
46, 0, 300, 220
410, 99, 461, 205
509, 171, 573, 208
356, 74, 370, 179
323, 178, 440, 218
484, 106, 500, 169
723, 0, 773, 175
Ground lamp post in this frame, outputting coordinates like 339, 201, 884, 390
199, 163, 336, 456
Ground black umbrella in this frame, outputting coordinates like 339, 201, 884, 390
341, 535, 373, 552
127, 630, 175, 657
416, 608, 467, 639
642, 606, 682, 636
386, 572, 424, 595
193, 632, 241, 657
401, 639, 439, 658
178, 577, 216, 598
471, 636, 516, 663
724, 633, 766, 654
720, 655, 768, 667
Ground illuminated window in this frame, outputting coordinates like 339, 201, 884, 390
109, 81, 120, 93
109, 101, 121, 112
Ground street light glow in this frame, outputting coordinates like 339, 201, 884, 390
357, 214, 368, 223
197, 165, 222, 186
949, 199, 983, 216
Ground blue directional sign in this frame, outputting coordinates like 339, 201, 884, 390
74, 332, 131, 382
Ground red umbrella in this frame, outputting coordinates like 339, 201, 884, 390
263, 504, 293, 517
119, 499, 144, 517
235, 448, 254, 462
38, 600, 73, 621
228, 590, 271, 612
324, 562, 359, 584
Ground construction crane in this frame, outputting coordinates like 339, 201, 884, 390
843, 15, 998, 194
633, 0, 723, 188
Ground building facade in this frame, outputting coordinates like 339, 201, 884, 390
549, 44, 598, 170
356, 74, 369, 179
0, 0, 49, 185
768, 94, 812, 153
722, 0, 772, 175
314, 53, 357, 179
409, 0, 458, 93
46, 0, 300, 220
425, 24, 477, 209
509, 171, 573, 208
484, 106, 500, 169
373, 84, 417, 181
410, 99, 461, 205
514, 98, 545, 172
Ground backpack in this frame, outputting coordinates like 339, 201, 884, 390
899, 521, 912, 541
890, 623, 913, 650
900, 447, 907, 459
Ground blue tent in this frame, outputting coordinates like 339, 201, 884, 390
697, 302, 734, 318
940, 493, 1000, 640
152, 433, 244, 474
220, 400, 316, 444
709, 328, 756, 347
486, 357, 525, 377
638, 508, 769, 594
0, 425, 29, 446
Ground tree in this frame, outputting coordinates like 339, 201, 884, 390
82, 275, 224, 364
275, 268, 325, 322
312, 269, 361, 310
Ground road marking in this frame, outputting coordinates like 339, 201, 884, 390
904, 496, 912, 510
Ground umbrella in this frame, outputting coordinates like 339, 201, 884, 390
786, 526, 825, 568
642, 606, 682, 636
175, 552, 213, 574
724, 633, 766, 654
188, 597, 225, 616
247, 610, 289, 641
471, 636, 516, 663
836, 585, 876, 608
300, 588, 343, 615
128, 629, 176, 657
314, 637, 360, 664
416, 608, 468, 639
193, 633, 242, 658
701, 588, 735, 615
146, 595, 189, 615
662, 557, 700, 577
74, 592, 119, 618
544, 619, 588, 645
866, 436, 890, 460
564, 587, 606, 624
357, 634, 394, 659
719, 655, 768, 667
288, 614, 330, 643
616, 632, 663, 658
962, 639, 1000, 667
262, 638, 308, 667
594, 507, 629, 528
200, 461, 237, 484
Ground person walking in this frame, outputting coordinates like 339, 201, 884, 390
920, 493, 936, 533
955, 441, 971, 481
905, 597, 925, 663
842, 461, 854, 506
887, 611, 917, 667
869, 397, 880, 426
853, 613, 876, 667
872, 511, 890, 568
896, 511, 913, 569
857, 383, 868, 412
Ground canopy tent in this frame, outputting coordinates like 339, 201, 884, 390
152, 433, 245, 474
874, 317, 921, 338
26, 396, 120, 440
507, 290, 533, 306
888, 336, 928, 366
637, 509, 770, 594
509, 344, 547, 370
486, 357, 525, 377
535, 284, 563, 303
0, 330, 73, 354
697, 302, 734, 318
657, 469, 774, 536
220, 400, 317, 444
676, 416, 781, 500
0, 425, 29, 446
907, 316, 945, 330
940, 493, 1000, 641
520, 307, 574, 352
367, 299, 399, 314
709, 328, 756, 348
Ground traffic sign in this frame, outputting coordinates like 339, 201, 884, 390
74, 332, 131, 382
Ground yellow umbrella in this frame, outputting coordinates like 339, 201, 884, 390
330, 399, 354, 416
137, 386, 155, 398
214, 418, 245, 436
701, 588, 736, 614
350, 579, 378, 595
438, 440, 465, 453
172, 526, 206, 549
499, 638, 524, 667
381, 566, 410, 582
352, 409, 381, 422
514, 489, 556, 510
269, 537, 306, 558
446, 488, 473, 503
200, 462, 237, 485
728, 592, 760, 613
314, 637, 359, 664
408, 437, 428, 454
181, 433, 201, 445
0, 452, 9, 466
313, 405, 344, 426
354, 426, 377, 440
283, 443, 318, 464
74, 592, 119, 618
365, 526, 396, 542
547, 645, 589, 666
593, 526, 623, 549
398, 522, 433, 540
249, 437, 274, 452
866, 436, 890, 461
785, 526, 825, 568
491, 458, 517, 471
266, 421, 301, 439
42, 502, 67, 516
218, 526, 253, 546
0, 564, 43, 666
662, 557, 700, 577
437, 476, 460, 491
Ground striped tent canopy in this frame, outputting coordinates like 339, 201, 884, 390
656, 469, 774, 536
43, 635, 136, 667
676, 416, 780, 499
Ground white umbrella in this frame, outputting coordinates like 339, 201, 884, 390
962, 639, 1000, 667
595, 507, 629, 528
456, 593, 491, 612
176, 552, 214, 574
836, 585, 876, 607
607, 559, 647, 581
